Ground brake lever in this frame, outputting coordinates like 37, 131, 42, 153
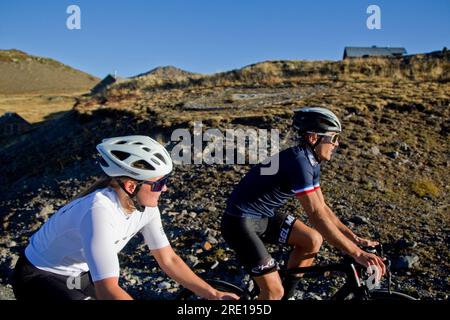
386, 259, 392, 294
376, 243, 384, 257
374, 243, 393, 293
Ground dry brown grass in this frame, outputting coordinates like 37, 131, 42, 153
105, 52, 449, 94
411, 178, 440, 198
0, 92, 84, 123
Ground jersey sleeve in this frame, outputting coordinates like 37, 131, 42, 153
140, 207, 170, 250
289, 156, 320, 196
313, 167, 320, 191
80, 205, 120, 282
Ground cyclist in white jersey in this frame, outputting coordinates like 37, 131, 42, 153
13, 135, 238, 300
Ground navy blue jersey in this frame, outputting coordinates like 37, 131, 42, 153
226, 145, 321, 218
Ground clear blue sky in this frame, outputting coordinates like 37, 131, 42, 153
0, 0, 448, 78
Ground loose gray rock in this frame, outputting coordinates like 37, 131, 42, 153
391, 254, 420, 271
6, 241, 17, 248
350, 215, 369, 225
394, 239, 418, 249
207, 235, 218, 245
400, 143, 410, 152
370, 146, 381, 156
39, 204, 54, 219
187, 255, 199, 267
188, 212, 197, 219
0, 284, 15, 300
158, 281, 172, 290
305, 292, 323, 300
386, 151, 400, 159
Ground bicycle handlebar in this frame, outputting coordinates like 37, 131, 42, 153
286, 242, 393, 292
360, 243, 384, 257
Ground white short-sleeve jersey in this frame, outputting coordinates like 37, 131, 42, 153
25, 188, 170, 281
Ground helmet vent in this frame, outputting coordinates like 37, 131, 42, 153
111, 150, 130, 161
319, 119, 333, 127
151, 158, 161, 165
99, 157, 109, 167
142, 147, 151, 152
133, 142, 144, 145
154, 153, 167, 164
132, 160, 155, 171
115, 141, 127, 145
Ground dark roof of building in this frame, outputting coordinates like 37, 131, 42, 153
344, 46, 407, 58
91, 74, 126, 94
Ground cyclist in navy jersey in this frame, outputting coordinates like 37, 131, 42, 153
221, 107, 386, 300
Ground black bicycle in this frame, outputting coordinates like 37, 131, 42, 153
176, 244, 418, 300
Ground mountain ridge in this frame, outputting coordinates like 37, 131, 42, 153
0, 49, 99, 94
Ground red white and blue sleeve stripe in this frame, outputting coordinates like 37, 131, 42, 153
293, 183, 320, 195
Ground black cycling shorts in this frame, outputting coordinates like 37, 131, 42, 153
221, 212, 297, 277
12, 252, 96, 300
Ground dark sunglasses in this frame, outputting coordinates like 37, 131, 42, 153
141, 174, 170, 192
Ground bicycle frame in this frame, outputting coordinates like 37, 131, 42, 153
177, 244, 405, 300
282, 260, 366, 300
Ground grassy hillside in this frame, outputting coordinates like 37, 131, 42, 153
0, 49, 100, 124
105, 51, 450, 94
0, 51, 449, 299
0, 49, 99, 94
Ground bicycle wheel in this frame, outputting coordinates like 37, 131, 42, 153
176, 279, 246, 300
367, 290, 418, 300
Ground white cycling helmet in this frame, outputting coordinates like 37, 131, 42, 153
96, 135, 173, 180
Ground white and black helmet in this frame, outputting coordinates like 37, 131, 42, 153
293, 107, 342, 133
96, 135, 173, 180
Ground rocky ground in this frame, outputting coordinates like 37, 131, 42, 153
0, 55, 449, 300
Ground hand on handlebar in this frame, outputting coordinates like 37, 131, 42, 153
353, 250, 387, 281
354, 236, 379, 248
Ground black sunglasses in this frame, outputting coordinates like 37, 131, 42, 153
141, 174, 170, 192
